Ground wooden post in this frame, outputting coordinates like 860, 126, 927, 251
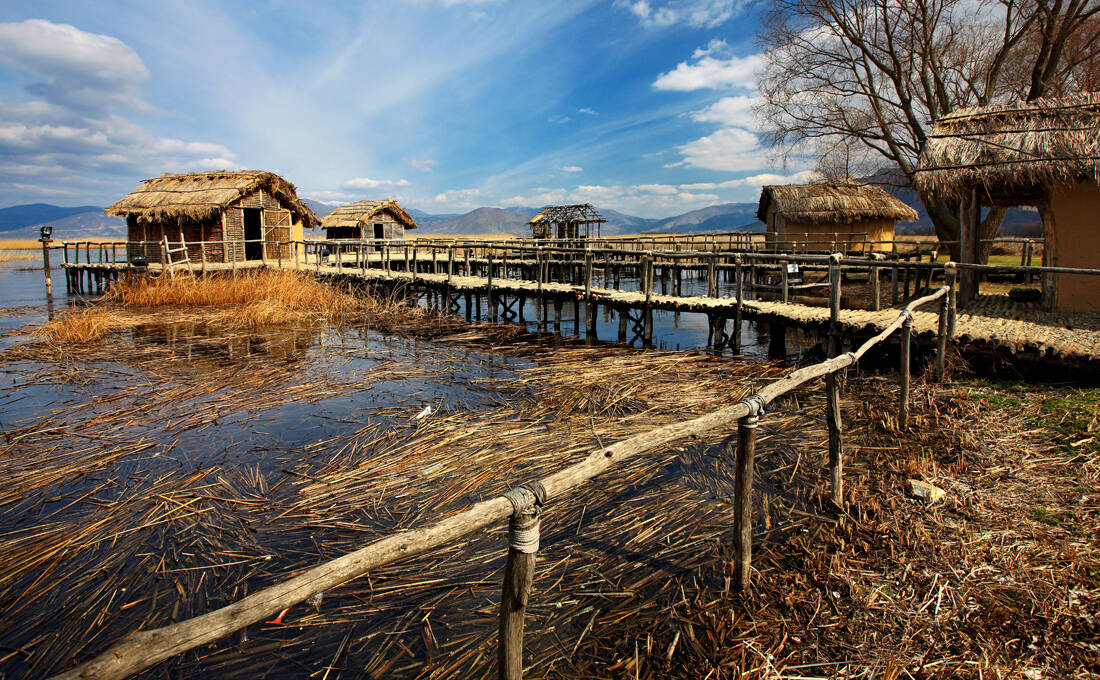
643, 254, 654, 345
584, 252, 595, 339
733, 408, 759, 591
871, 257, 881, 311
488, 252, 496, 322
826, 254, 843, 507
707, 255, 717, 297
899, 314, 912, 429
945, 262, 958, 339
958, 187, 979, 303
890, 243, 899, 305
780, 258, 789, 303
40, 236, 53, 299
936, 288, 950, 382
733, 255, 743, 353
498, 490, 541, 680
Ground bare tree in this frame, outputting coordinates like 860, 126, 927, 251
756, 0, 1100, 261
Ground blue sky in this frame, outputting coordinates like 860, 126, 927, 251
0, 0, 815, 217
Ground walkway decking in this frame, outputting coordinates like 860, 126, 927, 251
59, 259, 1100, 362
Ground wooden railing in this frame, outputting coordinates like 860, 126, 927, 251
49, 254, 954, 680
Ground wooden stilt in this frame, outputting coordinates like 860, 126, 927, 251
899, 314, 912, 428
826, 254, 843, 507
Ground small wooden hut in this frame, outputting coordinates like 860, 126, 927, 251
915, 94, 1100, 312
107, 170, 319, 264
756, 183, 917, 251
321, 200, 418, 240
529, 204, 607, 241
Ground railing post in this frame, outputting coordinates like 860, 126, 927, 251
733, 399, 762, 591
891, 243, 899, 305
945, 262, 957, 339
707, 254, 717, 297
936, 288, 950, 382
871, 255, 881, 311
781, 257, 789, 303
584, 251, 595, 340
643, 253, 654, 345
488, 252, 496, 322
497, 484, 543, 680
733, 254, 743, 354
826, 254, 843, 507
899, 313, 913, 429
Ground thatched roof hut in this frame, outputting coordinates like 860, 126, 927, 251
529, 204, 606, 240
914, 94, 1100, 205
107, 170, 319, 264
914, 94, 1100, 312
756, 183, 917, 250
107, 170, 320, 229
321, 200, 418, 240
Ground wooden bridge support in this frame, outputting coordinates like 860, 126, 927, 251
826, 255, 844, 507
733, 401, 762, 591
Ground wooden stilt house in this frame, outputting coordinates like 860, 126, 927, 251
756, 183, 917, 251
321, 200, 418, 240
106, 170, 319, 264
529, 204, 606, 241
915, 94, 1100, 312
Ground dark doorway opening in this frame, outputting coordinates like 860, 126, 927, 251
244, 209, 263, 260
373, 223, 385, 240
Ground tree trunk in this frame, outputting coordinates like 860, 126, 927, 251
922, 194, 1006, 263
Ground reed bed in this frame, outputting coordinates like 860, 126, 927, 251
0, 306, 1096, 678
0, 251, 38, 264
33, 270, 437, 343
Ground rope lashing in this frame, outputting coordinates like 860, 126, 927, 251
739, 394, 767, 423
502, 482, 546, 554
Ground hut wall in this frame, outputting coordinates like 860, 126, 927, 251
773, 215, 894, 250
1048, 182, 1100, 313
223, 189, 296, 262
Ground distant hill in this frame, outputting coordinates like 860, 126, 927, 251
302, 199, 339, 219
864, 168, 1042, 237
639, 203, 763, 234
0, 204, 125, 239
0, 203, 112, 233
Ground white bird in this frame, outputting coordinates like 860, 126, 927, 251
415, 405, 433, 420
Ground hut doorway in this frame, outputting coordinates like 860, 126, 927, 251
243, 208, 263, 260
373, 223, 384, 240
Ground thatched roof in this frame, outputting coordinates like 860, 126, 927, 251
914, 94, 1100, 204
756, 183, 918, 224
529, 204, 606, 225
106, 170, 320, 228
321, 200, 418, 230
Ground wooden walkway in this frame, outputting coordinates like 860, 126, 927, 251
59, 259, 1100, 362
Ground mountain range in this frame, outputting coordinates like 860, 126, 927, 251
1, 178, 1042, 240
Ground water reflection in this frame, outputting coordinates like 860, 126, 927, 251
131, 322, 321, 361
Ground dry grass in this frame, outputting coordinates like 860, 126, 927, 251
0, 251, 38, 264
35, 269, 429, 343
0, 238, 118, 250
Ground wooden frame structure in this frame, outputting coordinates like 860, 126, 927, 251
528, 204, 607, 241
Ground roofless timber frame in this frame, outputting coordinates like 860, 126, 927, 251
47, 265, 954, 680
528, 203, 607, 241
915, 93, 1100, 312
105, 170, 320, 266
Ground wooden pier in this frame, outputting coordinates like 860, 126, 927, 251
54, 237, 1100, 363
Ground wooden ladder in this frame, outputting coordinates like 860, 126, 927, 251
161, 234, 191, 276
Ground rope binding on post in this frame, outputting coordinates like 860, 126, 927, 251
502, 482, 546, 554
738, 394, 767, 426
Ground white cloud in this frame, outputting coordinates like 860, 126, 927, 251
691, 95, 757, 128
548, 115, 572, 124
431, 188, 484, 210
409, 159, 436, 172
675, 127, 770, 171
619, 0, 745, 29
0, 20, 238, 206
0, 19, 151, 114
578, 107, 598, 116
343, 177, 411, 189
562, 165, 583, 172
654, 48, 762, 91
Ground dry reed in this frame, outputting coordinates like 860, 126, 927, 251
34, 270, 431, 343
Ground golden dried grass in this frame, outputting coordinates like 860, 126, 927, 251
0, 251, 38, 264
36, 270, 423, 343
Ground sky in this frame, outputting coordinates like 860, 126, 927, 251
0, 0, 817, 218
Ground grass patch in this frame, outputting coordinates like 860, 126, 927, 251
0, 251, 39, 264
35, 269, 429, 343
0, 237, 119, 250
